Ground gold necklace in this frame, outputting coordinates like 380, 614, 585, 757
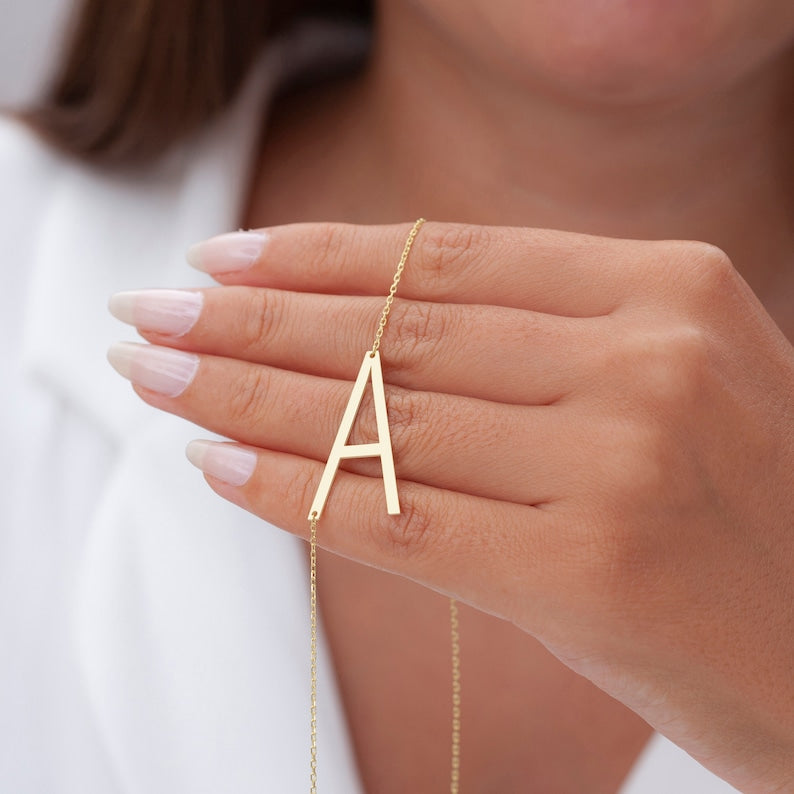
307, 219, 461, 792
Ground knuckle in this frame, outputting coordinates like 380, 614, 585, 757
319, 381, 354, 441
670, 322, 712, 373
688, 240, 733, 273
417, 223, 487, 291
349, 388, 484, 485
227, 365, 270, 424
387, 301, 448, 372
289, 460, 324, 520
304, 222, 349, 279
242, 289, 284, 356
350, 387, 425, 460
377, 491, 435, 560
646, 324, 712, 408
604, 323, 713, 411
390, 392, 492, 482
385, 389, 427, 452
642, 241, 738, 311
679, 241, 738, 300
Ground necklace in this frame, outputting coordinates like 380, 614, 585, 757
306, 219, 461, 792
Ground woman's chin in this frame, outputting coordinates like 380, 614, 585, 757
517, 0, 716, 101
428, 0, 794, 106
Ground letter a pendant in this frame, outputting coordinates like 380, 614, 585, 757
308, 350, 399, 520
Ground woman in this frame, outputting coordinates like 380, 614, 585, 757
2, 0, 792, 791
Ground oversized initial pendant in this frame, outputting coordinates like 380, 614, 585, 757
308, 350, 400, 519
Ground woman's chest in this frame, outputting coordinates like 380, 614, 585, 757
317, 552, 652, 793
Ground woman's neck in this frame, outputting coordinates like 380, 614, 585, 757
355, 1, 794, 312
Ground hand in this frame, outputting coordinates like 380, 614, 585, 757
108, 222, 794, 791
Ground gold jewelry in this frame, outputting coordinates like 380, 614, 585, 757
307, 219, 461, 792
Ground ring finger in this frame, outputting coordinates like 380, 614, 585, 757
106, 342, 573, 504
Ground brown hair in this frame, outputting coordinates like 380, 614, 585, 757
17, 0, 371, 166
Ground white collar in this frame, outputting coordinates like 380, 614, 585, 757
20, 19, 369, 442
12, 20, 371, 794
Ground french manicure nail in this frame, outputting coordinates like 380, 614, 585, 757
185, 440, 257, 486
108, 289, 203, 336
186, 230, 267, 274
107, 341, 199, 397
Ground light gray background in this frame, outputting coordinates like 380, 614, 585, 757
0, 0, 75, 106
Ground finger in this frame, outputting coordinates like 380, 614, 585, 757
108, 342, 572, 504
115, 286, 604, 404
187, 221, 665, 316
184, 440, 562, 618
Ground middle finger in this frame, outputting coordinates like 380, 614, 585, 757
111, 286, 605, 405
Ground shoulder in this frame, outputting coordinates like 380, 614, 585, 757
0, 115, 66, 259
0, 115, 62, 195
0, 18, 370, 239
0, 113, 56, 160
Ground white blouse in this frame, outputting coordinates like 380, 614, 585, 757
0, 19, 740, 794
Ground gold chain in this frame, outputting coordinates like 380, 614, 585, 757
309, 511, 319, 794
450, 598, 461, 793
370, 218, 426, 356
309, 218, 460, 792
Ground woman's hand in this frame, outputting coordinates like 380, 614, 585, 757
108, 222, 794, 792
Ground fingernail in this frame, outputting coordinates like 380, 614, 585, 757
108, 289, 203, 336
186, 440, 257, 486
107, 341, 199, 397
186, 230, 267, 274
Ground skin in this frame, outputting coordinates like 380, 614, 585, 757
109, 1, 794, 791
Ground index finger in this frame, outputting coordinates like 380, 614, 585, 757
186, 221, 662, 316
